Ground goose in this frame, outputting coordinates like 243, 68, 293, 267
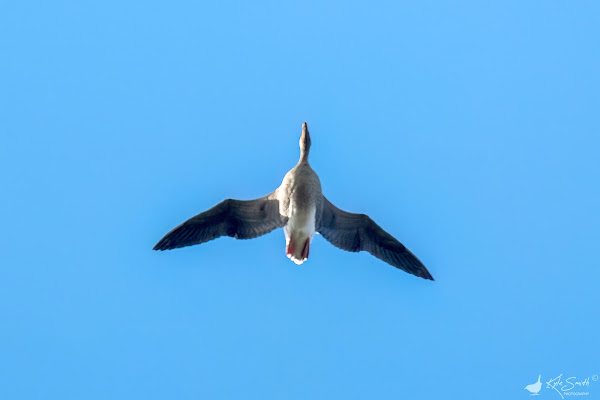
153, 122, 433, 280
525, 375, 542, 395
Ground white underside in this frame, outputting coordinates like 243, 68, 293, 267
284, 205, 316, 264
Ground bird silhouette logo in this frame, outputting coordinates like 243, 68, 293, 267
525, 375, 542, 395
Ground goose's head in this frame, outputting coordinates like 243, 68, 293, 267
299, 122, 311, 161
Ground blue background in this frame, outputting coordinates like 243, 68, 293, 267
1, 1, 598, 399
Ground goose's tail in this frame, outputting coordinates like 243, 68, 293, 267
286, 234, 310, 265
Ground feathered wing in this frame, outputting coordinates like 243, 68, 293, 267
153, 193, 285, 251
317, 196, 434, 280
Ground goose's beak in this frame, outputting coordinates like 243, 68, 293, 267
301, 122, 310, 145
299, 122, 311, 157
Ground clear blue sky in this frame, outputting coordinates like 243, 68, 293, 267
1, 1, 598, 399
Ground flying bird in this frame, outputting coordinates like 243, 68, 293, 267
153, 122, 433, 280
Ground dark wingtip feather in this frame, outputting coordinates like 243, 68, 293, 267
153, 240, 183, 251
423, 270, 435, 281
152, 242, 165, 251
153, 237, 177, 251
415, 263, 434, 281
408, 266, 434, 281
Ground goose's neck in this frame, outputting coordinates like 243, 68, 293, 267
299, 148, 310, 164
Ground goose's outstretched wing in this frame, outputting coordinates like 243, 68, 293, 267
153, 193, 285, 251
317, 196, 433, 280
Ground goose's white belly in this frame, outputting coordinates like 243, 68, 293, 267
284, 203, 316, 240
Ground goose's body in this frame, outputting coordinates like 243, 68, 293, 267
154, 122, 434, 280
279, 160, 321, 264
